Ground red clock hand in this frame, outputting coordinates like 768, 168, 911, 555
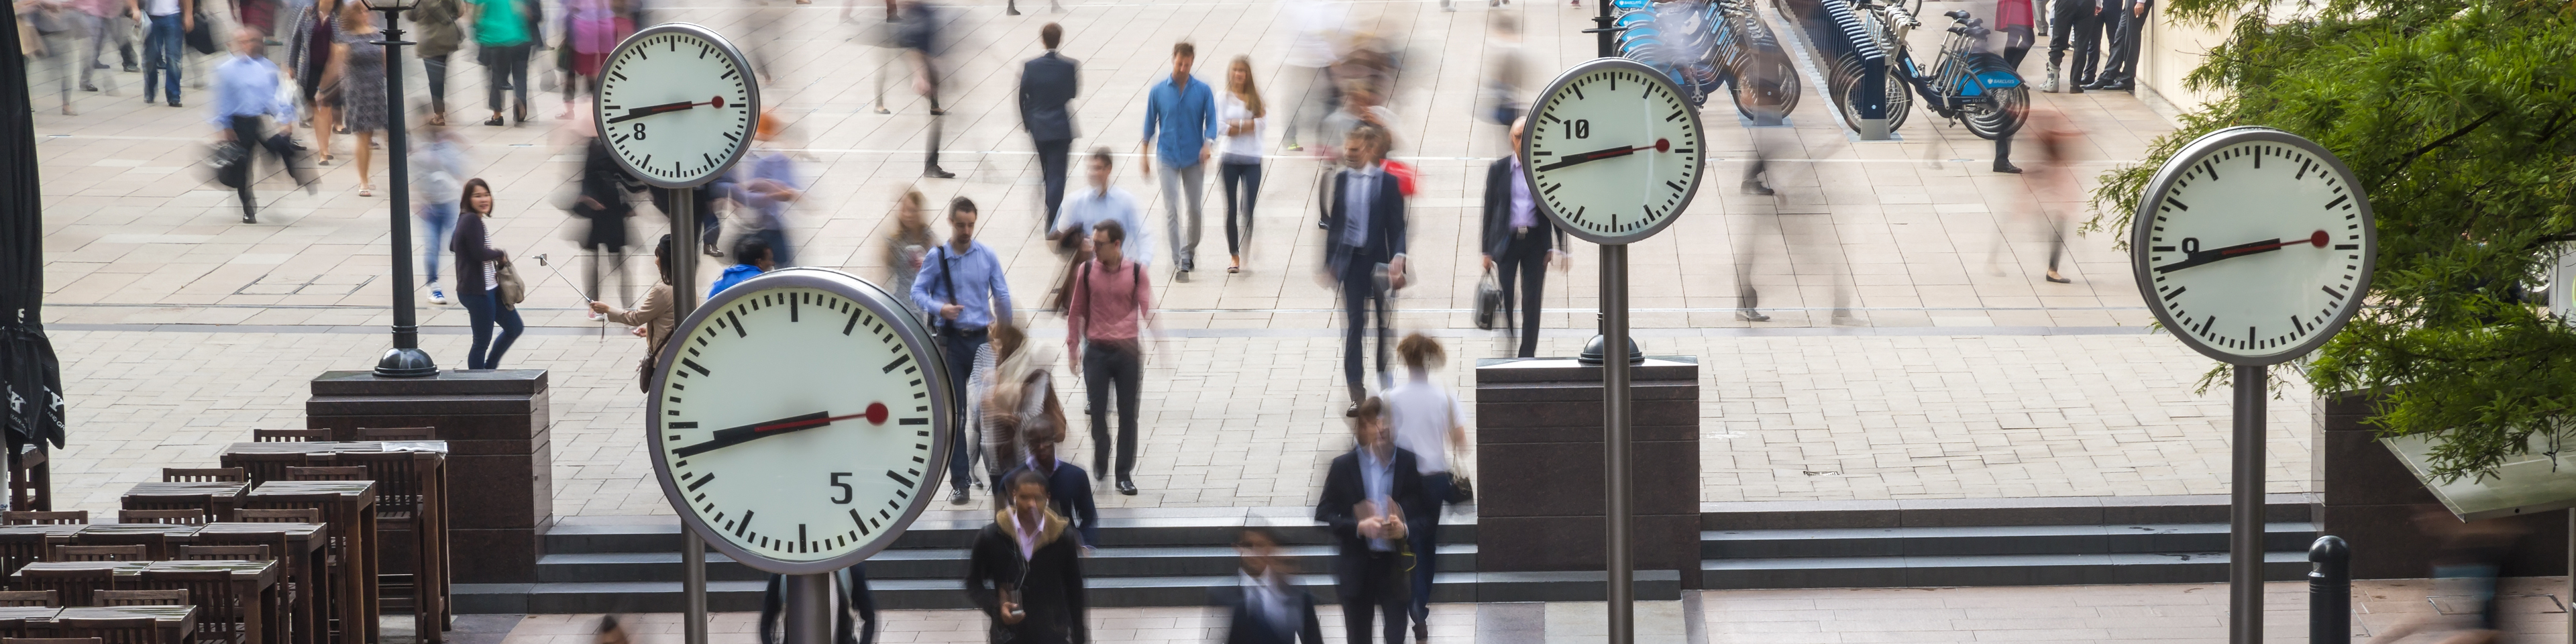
604, 95, 731, 124
753, 403, 890, 433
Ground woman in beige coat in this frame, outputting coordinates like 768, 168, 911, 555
592, 234, 675, 391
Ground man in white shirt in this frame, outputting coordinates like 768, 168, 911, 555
139, 0, 193, 105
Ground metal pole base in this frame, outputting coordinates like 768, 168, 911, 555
374, 347, 438, 378
783, 573, 832, 644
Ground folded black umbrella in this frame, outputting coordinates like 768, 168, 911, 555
1, 10, 71, 453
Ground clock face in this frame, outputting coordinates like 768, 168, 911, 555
1521, 58, 1707, 245
596, 23, 759, 189
2132, 127, 2376, 366
647, 269, 951, 573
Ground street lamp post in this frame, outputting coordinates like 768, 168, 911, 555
368, 0, 435, 377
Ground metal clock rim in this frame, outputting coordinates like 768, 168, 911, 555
2129, 125, 2377, 366
595, 22, 761, 189
643, 267, 955, 575
1519, 56, 1708, 247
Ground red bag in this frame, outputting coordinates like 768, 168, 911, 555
1382, 160, 1417, 197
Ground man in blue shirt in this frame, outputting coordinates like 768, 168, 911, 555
211, 30, 313, 223
910, 197, 1016, 505
1138, 41, 1220, 280
709, 235, 776, 297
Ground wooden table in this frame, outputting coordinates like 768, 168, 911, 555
222, 441, 449, 642
196, 523, 328, 644
122, 482, 254, 520
55, 604, 199, 644
241, 482, 375, 644
13, 560, 282, 644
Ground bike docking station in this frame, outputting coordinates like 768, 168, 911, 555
1768, 0, 2031, 143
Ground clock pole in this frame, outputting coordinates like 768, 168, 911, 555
1601, 243, 1633, 644
783, 573, 833, 644
2230, 364, 2264, 644
666, 187, 709, 644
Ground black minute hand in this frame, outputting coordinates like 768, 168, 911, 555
1534, 144, 1648, 172
671, 411, 831, 458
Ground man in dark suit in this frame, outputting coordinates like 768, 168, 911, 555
1320, 124, 1407, 409
1480, 117, 1569, 358
2088, 0, 2149, 91
2068, 0, 2106, 89
1019, 23, 1081, 229
1315, 397, 1427, 644
1212, 527, 1326, 644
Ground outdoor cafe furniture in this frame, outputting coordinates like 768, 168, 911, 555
9, 562, 279, 644
120, 484, 252, 524
221, 442, 448, 640
54, 606, 197, 644
237, 483, 372, 644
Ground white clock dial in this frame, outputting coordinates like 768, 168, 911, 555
648, 269, 951, 572
2132, 127, 2377, 365
1521, 58, 1707, 245
596, 23, 759, 188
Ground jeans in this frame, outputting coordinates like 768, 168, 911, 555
142, 13, 181, 103
758, 566, 877, 644
229, 115, 313, 217
938, 328, 985, 492
1157, 161, 1208, 270
1081, 342, 1142, 480
1493, 235, 1548, 358
484, 42, 531, 115
419, 201, 458, 282
1219, 161, 1261, 257
460, 288, 525, 369
1340, 551, 1407, 644
1408, 472, 1450, 629
1338, 260, 1393, 396
1034, 138, 1071, 229
423, 53, 451, 114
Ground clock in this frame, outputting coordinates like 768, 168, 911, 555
2131, 126, 2377, 366
1519, 57, 1708, 246
595, 23, 760, 189
646, 268, 953, 574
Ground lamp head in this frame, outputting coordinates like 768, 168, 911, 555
364, 0, 416, 12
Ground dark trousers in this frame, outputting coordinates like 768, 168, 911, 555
758, 566, 877, 644
1407, 472, 1449, 629
2003, 25, 2033, 68
584, 242, 628, 306
1036, 138, 1071, 229
228, 115, 311, 216
484, 42, 531, 114
460, 288, 525, 369
938, 327, 985, 492
923, 84, 946, 172
142, 13, 181, 103
424, 53, 451, 114
1220, 161, 1262, 256
1494, 237, 1548, 358
1341, 551, 1408, 644
1338, 260, 1393, 396
2046, 0, 2085, 66
2070, 9, 2104, 85
1082, 342, 1142, 480
2100, 4, 2143, 82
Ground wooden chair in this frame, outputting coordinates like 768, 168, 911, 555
56, 617, 157, 644
0, 590, 57, 607
354, 427, 435, 441
114, 511, 205, 527
47, 546, 144, 563
14, 568, 111, 608
4, 637, 104, 644
227, 509, 319, 524
0, 534, 47, 578
0, 512, 85, 526
90, 590, 185, 607
280, 467, 367, 482
174, 545, 269, 562
66, 533, 165, 561
159, 469, 245, 484
140, 570, 241, 644
250, 429, 331, 443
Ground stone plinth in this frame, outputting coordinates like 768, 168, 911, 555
1474, 357, 1700, 588
307, 370, 553, 584
2316, 390, 2567, 579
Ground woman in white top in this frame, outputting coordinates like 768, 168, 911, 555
1216, 56, 1265, 274
1379, 332, 1466, 641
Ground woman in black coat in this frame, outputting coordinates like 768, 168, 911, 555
573, 137, 637, 309
966, 470, 1089, 644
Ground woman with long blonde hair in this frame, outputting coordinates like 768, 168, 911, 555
1216, 55, 1267, 274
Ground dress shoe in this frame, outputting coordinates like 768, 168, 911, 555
1741, 181, 1774, 196
1116, 480, 1137, 496
2102, 80, 2133, 91
80, 84, 98, 92
1736, 309, 1770, 322
1993, 162, 2022, 174
925, 167, 957, 179
241, 212, 258, 224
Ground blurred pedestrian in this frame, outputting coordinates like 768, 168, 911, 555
19, 0, 77, 113
286, 0, 334, 123
1992, 105, 2080, 284
895, 0, 954, 178
967, 470, 1089, 644
1479, 15, 1526, 146
325, 1, 385, 193
999, 415, 1098, 549
758, 565, 878, 644
2068, 0, 2103, 90
1383, 333, 1466, 641
412, 0, 460, 125
1051, 148, 1152, 264
1214, 527, 1324, 644
1275, 0, 1342, 152
883, 189, 938, 315
595, 614, 631, 644
1320, 124, 1406, 410
410, 119, 470, 303
1018, 23, 1079, 229
1316, 396, 1424, 644
466, 0, 535, 125
135, 0, 189, 106
592, 234, 675, 391
1992, 0, 2035, 173
1065, 219, 1154, 496
2369, 506, 2524, 644
453, 178, 526, 369
212, 28, 315, 222
70, 0, 131, 95
573, 132, 641, 313
710, 235, 772, 297
555, 0, 619, 115
1216, 55, 1265, 274
912, 197, 1015, 506
1480, 117, 1568, 358
1140, 40, 1218, 280
979, 324, 1050, 492
713, 111, 806, 268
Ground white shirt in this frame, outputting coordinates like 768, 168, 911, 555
1056, 186, 1155, 266
1383, 377, 1463, 474
146, 0, 178, 17
1216, 93, 1265, 163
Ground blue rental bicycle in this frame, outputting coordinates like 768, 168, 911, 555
1837, 0, 2027, 139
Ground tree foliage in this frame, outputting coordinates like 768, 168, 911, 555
2087, 0, 2576, 481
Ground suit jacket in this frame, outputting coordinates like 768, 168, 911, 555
1313, 447, 1428, 590
1479, 157, 1569, 260
1320, 168, 1409, 276
965, 508, 1088, 644
1019, 51, 1080, 143
1210, 580, 1326, 644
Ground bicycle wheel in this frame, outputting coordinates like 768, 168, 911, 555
1960, 54, 2027, 140
1837, 67, 1911, 132
1730, 50, 1799, 125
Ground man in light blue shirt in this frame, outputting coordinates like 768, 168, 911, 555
1138, 40, 1220, 280
1051, 148, 1155, 268
211, 30, 311, 223
910, 197, 1015, 506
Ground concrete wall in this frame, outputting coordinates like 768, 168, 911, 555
2135, 8, 2234, 116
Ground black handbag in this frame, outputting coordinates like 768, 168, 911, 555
185, 8, 217, 54
209, 142, 250, 189
1474, 268, 1503, 330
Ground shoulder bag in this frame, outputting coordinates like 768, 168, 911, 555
494, 254, 529, 308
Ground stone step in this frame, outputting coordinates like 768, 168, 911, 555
1701, 550, 2315, 589
535, 545, 1481, 583
1701, 522, 2319, 558
456, 570, 1684, 614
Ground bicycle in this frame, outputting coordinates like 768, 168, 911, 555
1834, 0, 2028, 140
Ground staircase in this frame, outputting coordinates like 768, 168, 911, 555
1699, 494, 2320, 589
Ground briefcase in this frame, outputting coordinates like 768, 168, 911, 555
1474, 268, 1503, 331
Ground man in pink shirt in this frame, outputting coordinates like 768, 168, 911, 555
1065, 219, 1155, 496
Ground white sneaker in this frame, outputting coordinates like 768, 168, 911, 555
427, 283, 448, 305
588, 311, 605, 321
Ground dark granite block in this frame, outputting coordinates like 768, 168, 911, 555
312, 370, 549, 396
1701, 500, 1902, 530
1472, 358, 1701, 384
451, 527, 545, 584
1474, 515, 1700, 572
449, 448, 553, 530
1473, 401, 1701, 437
1474, 442, 1697, 518
2319, 429, 2440, 507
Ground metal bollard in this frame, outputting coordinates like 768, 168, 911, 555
2310, 535, 2351, 643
